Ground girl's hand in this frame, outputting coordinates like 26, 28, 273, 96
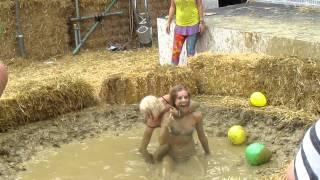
163, 111, 175, 128
169, 107, 179, 117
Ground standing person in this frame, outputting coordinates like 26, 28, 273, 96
0, 63, 8, 97
166, 0, 205, 65
286, 119, 320, 180
139, 94, 199, 163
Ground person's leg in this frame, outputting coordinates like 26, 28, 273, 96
0, 63, 8, 97
186, 33, 199, 57
162, 155, 174, 180
172, 33, 186, 65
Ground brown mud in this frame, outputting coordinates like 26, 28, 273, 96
0, 100, 312, 179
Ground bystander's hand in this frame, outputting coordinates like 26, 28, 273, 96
199, 21, 205, 34
166, 23, 171, 34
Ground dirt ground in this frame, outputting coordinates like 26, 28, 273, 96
0, 96, 314, 179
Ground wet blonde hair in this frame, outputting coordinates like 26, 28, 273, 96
139, 95, 165, 118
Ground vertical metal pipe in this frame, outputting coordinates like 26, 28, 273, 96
75, 0, 81, 44
76, 26, 81, 45
73, 24, 79, 46
15, 0, 26, 58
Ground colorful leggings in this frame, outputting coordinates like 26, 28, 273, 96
172, 33, 198, 65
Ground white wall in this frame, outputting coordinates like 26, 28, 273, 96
203, 0, 219, 9
157, 18, 188, 65
255, 0, 320, 6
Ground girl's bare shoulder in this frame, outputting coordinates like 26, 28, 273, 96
192, 111, 203, 122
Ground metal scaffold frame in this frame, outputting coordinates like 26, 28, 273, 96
71, 0, 123, 55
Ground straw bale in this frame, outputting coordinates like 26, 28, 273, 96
0, 3, 16, 60
0, 77, 96, 132
80, 0, 113, 7
189, 53, 320, 114
0, 1, 72, 60
19, 3, 72, 59
99, 67, 199, 104
0, 0, 169, 59
189, 53, 261, 96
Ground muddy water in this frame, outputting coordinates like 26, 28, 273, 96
17, 126, 271, 180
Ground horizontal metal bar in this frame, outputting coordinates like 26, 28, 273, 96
70, 11, 122, 22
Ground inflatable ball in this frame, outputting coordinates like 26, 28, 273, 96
250, 92, 267, 107
245, 143, 272, 166
227, 125, 247, 145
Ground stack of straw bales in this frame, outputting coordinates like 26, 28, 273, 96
19, 0, 72, 59
0, 77, 96, 132
99, 67, 199, 104
189, 53, 320, 114
0, 0, 169, 60
0, 1, 16, 59
0, 0, 73, 60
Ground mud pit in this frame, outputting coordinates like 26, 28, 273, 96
0, 96, 312, 179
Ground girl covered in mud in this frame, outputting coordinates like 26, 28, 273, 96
156, 85, 210, 178
139, 91, 199, 163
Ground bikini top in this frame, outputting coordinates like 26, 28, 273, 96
169, 126, 195, 136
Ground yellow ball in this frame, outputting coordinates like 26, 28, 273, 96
228, 125, 247, 145
250, 92, 267, 107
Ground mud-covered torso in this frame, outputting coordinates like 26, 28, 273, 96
168, 113, 198, 161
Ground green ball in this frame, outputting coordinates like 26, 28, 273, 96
245, 143, 272, 166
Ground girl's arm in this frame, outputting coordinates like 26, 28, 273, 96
158, 113, 172, 145
196, 0, 204, 22
153, 113, 172, 162
139, 126, 155, 163
195, 112, 210, 154
196, 0, 205, 33
166, 0, 176, 33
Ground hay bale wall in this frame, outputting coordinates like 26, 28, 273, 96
0, 77, 97, 132
0, 2, 16, 60
99, 67, 199, 104
0, 0, 169, 60
190, 53, 320, 114
20, 2, 72, 60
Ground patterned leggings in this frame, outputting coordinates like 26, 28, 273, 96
172, 33, 198, 65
